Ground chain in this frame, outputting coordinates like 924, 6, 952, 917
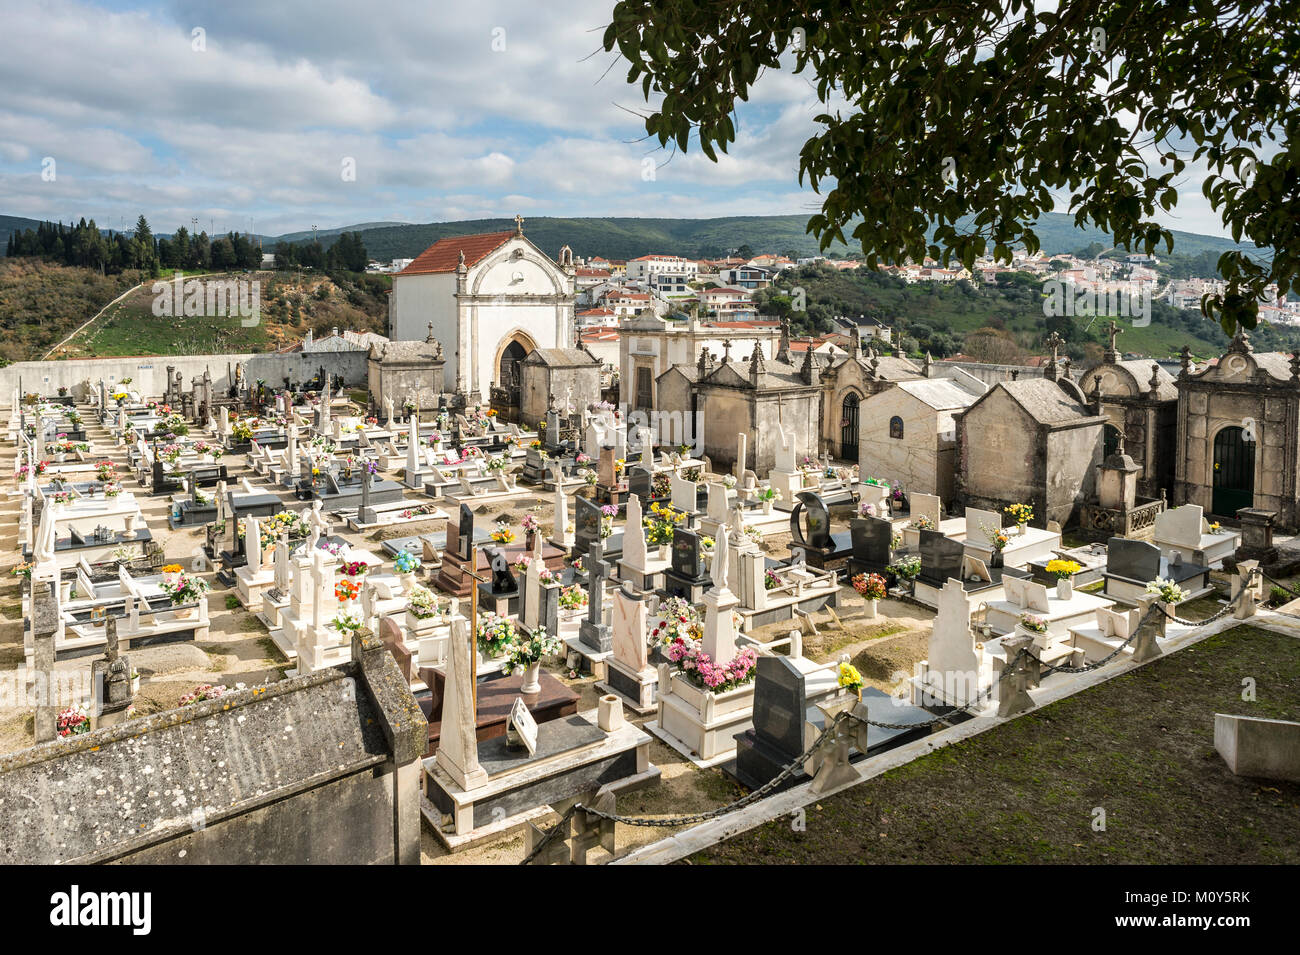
1261, 571, 1299, 599
523, 574, 1261, 864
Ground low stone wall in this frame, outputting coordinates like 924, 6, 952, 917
0, 631, 426, 865
1, 350, 369, 403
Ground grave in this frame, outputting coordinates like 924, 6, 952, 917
661, 527, 711, 603
789, 491, 852, 569
911, 529, 1029, 610
1101, 535, 1211, 605
422, 620, 659, 852
595, 583, 658, 714
1153, 503, 1238, 568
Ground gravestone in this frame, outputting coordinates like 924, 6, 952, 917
734, 655, 807, 788
456, 503, 474, 559
918, 529, 965, 587
574, 495, 603, 558
663, 527, 709, 602
790, 491, 833, 551
1107, 536, 1161, 582
505, 698, 539, 756
848, 516, 893, 576
626, 465, 652, 502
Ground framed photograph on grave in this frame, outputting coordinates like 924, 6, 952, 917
506, 697, 538, 756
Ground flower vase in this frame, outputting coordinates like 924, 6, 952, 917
657, 544, 670, 560
398, 571, 415, 593
1017, 522, 1027, 536
524, 529, 536, 553
990, 549, 1004, 569
763, 499, 773, 515
1056, 577, 1073, 600
520, 661, 542, 694
863, 598, 878, 620
173, 605, 195, 620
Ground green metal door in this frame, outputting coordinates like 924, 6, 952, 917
1212, 426, 1254, 517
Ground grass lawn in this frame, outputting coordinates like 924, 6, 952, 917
691, 625, 1300, 865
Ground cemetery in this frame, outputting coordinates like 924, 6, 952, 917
0, 325, 1298, 868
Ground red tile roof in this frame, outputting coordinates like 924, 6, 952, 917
398, 231, 515, 276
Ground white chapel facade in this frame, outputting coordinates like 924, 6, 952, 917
388, 217, 576, 402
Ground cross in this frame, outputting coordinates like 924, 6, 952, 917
722, 339, 732, 362
1104, 320, 1120, 357
1044, 331, 1063, 361
514, 213, 525, 235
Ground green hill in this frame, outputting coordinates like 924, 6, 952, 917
275, 212, 1266, 265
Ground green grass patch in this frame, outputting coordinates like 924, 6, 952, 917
693, 624, 1300, 865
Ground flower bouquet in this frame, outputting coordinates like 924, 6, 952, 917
1004, 502, 1034, 530
339, 559, 370, 577
1046, 558, 1083, 599
393, 550, 421, 575
57, 704, 91, 737
179, 683, 229, 707
837, 662, 864, 698
334, 579, 360, 602
406, 585, 444, 622
160, 571, 208, 617
477, 612, 517, 658
333, 609, 363, 635
909, 515, 935, 531
505, 626, 562, 692
489, 522, 515, 544
667, 640, 758, 693
558, 584, 587, 611
1146, 578, 1188, 605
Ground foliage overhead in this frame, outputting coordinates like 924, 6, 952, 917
603, 0, 1298, 334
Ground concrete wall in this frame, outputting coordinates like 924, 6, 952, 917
2, 351, 368, 404
1045, 421, 1104, 527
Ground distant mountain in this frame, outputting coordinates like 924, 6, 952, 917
4, 209, 1266, 267
264, 213, 1267, 265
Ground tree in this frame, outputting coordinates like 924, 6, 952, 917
604, 1, 1298, 333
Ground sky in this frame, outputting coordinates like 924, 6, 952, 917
0, 0, 1234, 240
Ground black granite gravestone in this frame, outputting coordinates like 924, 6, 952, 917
663, 527, 711, 602
917, 529, 965, 587
574, 495, 602, 557
456, 502, 474, 560
734, 655, 807, 789
1106, 536, 1160, 582
848, 516, 893, 577
626, 465, 653, 502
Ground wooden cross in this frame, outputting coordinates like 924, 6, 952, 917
464, 543, 491, 715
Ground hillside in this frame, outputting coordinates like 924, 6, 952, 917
284, 212, 1266, 266
759, 263, 1252, 363
0, 261, 390, 362
0, 259, 145, 364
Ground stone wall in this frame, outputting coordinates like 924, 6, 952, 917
0, 631, 425, 864
1, 351, 369, 404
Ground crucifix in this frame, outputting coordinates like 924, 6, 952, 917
514, 213, 525, 235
